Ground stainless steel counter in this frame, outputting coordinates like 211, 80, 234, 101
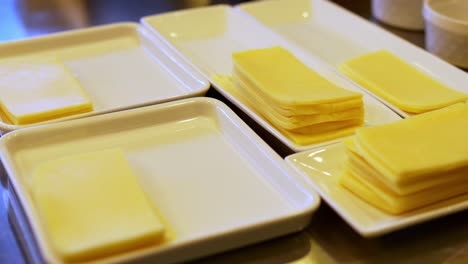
0, 1, 467, 263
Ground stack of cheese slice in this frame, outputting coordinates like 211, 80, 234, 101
340, 103, 468, 214
339, 50, 468, 114
32, 149, 166, 261
0, 58, 93, 125
230, 46, 364, 145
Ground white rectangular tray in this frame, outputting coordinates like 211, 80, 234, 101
285, 142, 468, 237
0, 22, 209, 132
141, 5, 401, 152
238, 0, 468, 117
0, 97, 320, 264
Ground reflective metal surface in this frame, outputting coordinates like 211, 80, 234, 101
0, 1, 467, 263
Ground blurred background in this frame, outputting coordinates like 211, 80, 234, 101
0, 0, 426, 48
0, 0, 251, 41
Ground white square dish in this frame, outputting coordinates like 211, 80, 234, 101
141, 5, 401, 152
0, 22, 209, 132
285, 142, 468, 237
1, 97, 320, 263
238, 0, 468, 117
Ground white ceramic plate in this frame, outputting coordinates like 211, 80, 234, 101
238, 0, 468, 117
141, 5, 401, 152
0, 22, 209, 132
0, 97, 320, 264
285, 142, 468, 237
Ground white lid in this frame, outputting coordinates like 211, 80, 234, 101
423, 0, 468, 35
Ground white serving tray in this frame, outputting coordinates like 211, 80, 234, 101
285, 142, 468, 237
0, 97, 320, 264
141, 5, 401, 153
0, 22, 209, 132
238, 0, 468, 117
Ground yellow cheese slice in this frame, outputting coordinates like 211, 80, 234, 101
339, 50, 467, 113
271, 98, 363, 116
232, 46, 362, 105
232, 67, 362, 115
213, 74, 360, 145
288, 119, 363, 134
32, 149, 165, 261
355, 103, 468, 185
345, 139, 468, 195
340, 170, 468, 214
280, 125, 359, 145
233, 76, 364, 129
0, 58, 93, 125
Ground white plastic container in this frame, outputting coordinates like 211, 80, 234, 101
372, 0, 425, 30
423, 0, 468, 68
0, 23, 210, 133
2, 97, 320, 264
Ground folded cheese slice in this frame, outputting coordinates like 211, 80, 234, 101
32, 149, 165, 261
0, 58, 93, 125
339, 50, 467, 113
355, 103, 468, 185
233, 46, 362, 105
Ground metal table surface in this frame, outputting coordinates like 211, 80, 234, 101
0, 1, 467, 263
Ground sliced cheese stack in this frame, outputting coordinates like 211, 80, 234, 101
231, 46, 364, 145
339, 50, 468, 114
340, 104, 468, 214
0, 58, 93, 125
32, 149, 165, 261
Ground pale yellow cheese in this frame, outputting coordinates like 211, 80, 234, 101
340, 104, 468, 214
233, 72, 364, 130
280, 125, 359, 145
0, 58, 93, 125
342, 138, 468, 214
213, 74, 361, 145
355, 103, 468, 184
233, 46, 363, 105
232, 67, 362, 114
235, 75, 363, 128
340, 170, 468, 214
339, 50, 468, 113
229, 46, 364, 145
32, 149, 165, 261
345, 139, 468, 195
287, 119, 363, 135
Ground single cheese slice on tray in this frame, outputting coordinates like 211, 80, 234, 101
339, 50, 467, 114
32, 149, 165, 261
0, 58, 93, 125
